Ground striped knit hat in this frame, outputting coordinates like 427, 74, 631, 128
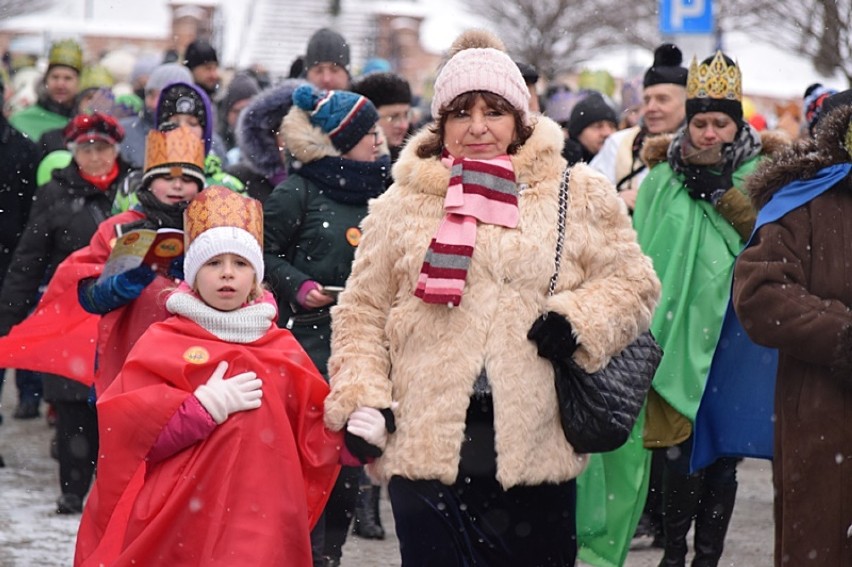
292, 83, 378, 154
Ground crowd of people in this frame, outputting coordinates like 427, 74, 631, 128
0, 20, 850, 567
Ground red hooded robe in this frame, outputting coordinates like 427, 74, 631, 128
74, 307, 342, 566
0, 210, 174, 389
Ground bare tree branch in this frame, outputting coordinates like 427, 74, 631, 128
467, 0, 852, 87
0, 0, 55, 21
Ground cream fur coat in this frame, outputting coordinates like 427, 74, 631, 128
325, 115, 660, 489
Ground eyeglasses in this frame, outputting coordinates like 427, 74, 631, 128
379, 110, 413, 125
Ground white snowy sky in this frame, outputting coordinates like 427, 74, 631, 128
5, 0, 848, 98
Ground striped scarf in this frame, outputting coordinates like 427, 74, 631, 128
415, 154, 519, 306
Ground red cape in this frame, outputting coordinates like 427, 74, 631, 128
75, 312, 342, 566
0, 211, 174, 389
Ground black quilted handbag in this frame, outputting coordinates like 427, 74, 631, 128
547, 169, 662, 454
554, 332, 661, 453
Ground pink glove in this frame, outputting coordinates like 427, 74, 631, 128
194, 361, 263, 424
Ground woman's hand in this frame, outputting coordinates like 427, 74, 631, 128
303, 287, 335, 309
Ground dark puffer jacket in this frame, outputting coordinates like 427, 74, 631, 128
0, 115, 38, 288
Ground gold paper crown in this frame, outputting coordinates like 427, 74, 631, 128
48, 39, 83, 73
143, 125, 205, 181
184, 186, 264, 249
686, 51, 742, 103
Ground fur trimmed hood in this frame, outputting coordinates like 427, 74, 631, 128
392, 114, 566, 194
282, 98, 390, 166
747, 104, 852, 209
641, 128, 790, 171
236, 79, 304, 177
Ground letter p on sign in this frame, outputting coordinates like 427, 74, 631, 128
659, 0, 713, 34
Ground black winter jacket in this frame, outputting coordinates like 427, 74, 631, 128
0, 159, 133, 335
0, 115, 38, 288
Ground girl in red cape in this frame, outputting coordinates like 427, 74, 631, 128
74, 187, 386, 566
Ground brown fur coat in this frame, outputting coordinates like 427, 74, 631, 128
324, 115, 661, 488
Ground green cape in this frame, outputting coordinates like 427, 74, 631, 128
633, 158, 758, 421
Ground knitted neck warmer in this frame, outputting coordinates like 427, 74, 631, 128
667, 122, 762, 176
136, 188, 188, 229
294, 155, 390, 205
415, 152, 518, 307
166, 289, 276, 343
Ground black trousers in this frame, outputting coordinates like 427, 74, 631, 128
54, 400, 99, 499
311, 464, 361, 564
388, 395, 577, 567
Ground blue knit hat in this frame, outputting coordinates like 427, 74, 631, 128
292, 84, 378, 154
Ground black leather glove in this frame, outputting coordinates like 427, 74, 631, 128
527, 312, 579, 363
683, 164, 734, 204
344, 407, 396, 463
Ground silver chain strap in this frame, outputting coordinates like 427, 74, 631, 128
548, 168, 570, 297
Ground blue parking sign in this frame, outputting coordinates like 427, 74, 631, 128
660, 0, 714, 34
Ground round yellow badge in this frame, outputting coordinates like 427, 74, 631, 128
183, 346, 210, 365
345, 227, 361, 247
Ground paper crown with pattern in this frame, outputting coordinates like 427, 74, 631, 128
143, 125, 206, 188
48, 39, 83, 74
183, 186, 265, 287
686, 51, 743, 123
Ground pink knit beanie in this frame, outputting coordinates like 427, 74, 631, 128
431, 29, 530, 122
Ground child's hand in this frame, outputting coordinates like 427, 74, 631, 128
344, 406, 396, 463
194, 361, 263, 424
347, 407, 389, 450
303, 288, 335, 309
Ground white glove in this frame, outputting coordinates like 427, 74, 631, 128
346, 407, 389, 451
194, 361, 263, 424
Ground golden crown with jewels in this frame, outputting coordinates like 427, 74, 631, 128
184, 186, 264, 249
686, 51, 742, 103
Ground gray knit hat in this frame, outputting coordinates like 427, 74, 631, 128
146, 63, 193, 94
305, 28, 350, 71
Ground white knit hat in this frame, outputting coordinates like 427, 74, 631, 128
182, 186, 265, 288
184, 226, 264, 288
431, 29, 530, 121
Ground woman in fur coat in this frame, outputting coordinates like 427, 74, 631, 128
323, 30, 660, 566
733, 98, 852, 566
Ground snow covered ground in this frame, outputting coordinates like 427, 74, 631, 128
0, 370, 774, 566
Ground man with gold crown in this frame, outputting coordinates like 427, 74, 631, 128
632, 51, 789, 566
10, 39, 83, 140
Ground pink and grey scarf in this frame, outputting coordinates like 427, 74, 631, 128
414, 154, 519, 306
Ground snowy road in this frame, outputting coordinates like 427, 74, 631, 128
0, 370, 773, 566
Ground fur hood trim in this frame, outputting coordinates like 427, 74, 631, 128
642, 129, 791, 178
747, 105, 852, 209
641, 133, 675, 170
236, 79, 304, 177
282, 102, 389, 166
392, 115, 566, 195
281, 104, 341, 164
